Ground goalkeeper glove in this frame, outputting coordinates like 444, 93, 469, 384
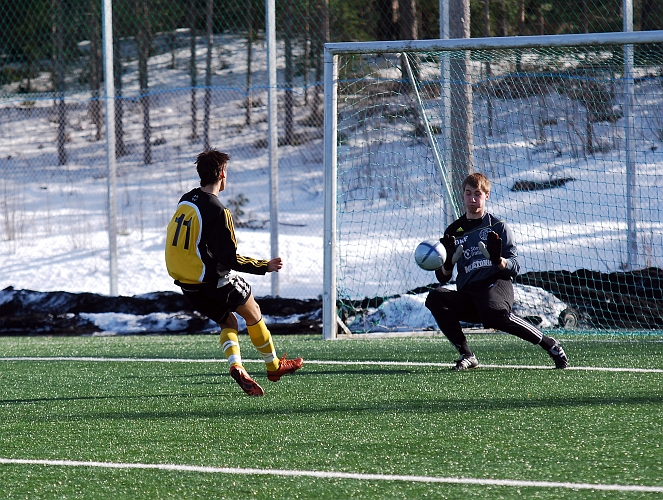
440, 234, 464, 271
479, 231, 502, 265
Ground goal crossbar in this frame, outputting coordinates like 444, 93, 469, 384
325, 30, 663, 55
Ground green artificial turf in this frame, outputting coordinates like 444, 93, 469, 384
1, 333, 662, 499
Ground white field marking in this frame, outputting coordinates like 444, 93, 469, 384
1, 357, 663, 373
0, 458, 662, 493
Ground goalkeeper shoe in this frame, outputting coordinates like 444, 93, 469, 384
229, 365, 264, 396
452, 354, 479, 371
547, 338, 569, 369
267, 354, 304, 382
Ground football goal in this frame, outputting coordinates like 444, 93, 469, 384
323, 31, 663, 339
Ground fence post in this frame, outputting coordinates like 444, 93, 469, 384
266, 0, 279, 296
102, 0, 118, 296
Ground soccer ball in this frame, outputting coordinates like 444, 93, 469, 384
414, 240, 447, 271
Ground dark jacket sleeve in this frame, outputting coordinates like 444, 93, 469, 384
210, 208, 269, 275
434, 225, 455, 285
495, 221, 520, 278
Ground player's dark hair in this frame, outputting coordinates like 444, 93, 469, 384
195, 149, 230, 187
462, 172, 491, 194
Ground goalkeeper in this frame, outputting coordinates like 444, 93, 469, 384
165, 149, 303, 396
425, 172, 568, 370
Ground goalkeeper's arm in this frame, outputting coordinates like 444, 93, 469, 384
435, 234, 463, 284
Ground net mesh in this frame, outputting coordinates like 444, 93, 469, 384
335, 43, 663, 333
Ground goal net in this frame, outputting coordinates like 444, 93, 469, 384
323, 32, 663, 338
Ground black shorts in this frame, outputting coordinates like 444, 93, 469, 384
181, 275, 252, 324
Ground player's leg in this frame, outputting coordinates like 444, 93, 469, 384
232, 277, 303, 382
182, 287, 264, 396
425, 288, 479, 370
218, 310, 265, 396
476, 279, 569, 368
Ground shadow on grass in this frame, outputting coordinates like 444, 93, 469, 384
3, 390, 663, 422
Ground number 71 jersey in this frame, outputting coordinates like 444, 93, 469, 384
165, 200, 206, 284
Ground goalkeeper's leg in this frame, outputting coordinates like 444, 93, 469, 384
477, 280, 569, 368
425, 288, 478, 356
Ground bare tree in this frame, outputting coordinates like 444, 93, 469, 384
52, 0, 67, 165
376, 0, 398, 40
484, 0, 493, 137
449, 0, 473, 205
284, 0, 295, 144
641, 0, 660, 31
189, 0, 198, 140
516, 0, 525, 72
113, 13, 126, 156
89, 1, 103, 142
310, 0, 328, 125
136, 0, 151, 164
245, 0, 253, 126
203, 0, 213, 150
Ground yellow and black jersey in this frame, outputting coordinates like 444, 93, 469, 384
165, 188, 269, 286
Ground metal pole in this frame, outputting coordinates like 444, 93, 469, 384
102, 0, 118, 296
403, 53, 459, 217
266, 0, 279, 296
325, 30, 663, 54
624, 0, 637, 270
322, 47, 338, 340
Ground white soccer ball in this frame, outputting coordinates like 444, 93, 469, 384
414, 240, 447, 271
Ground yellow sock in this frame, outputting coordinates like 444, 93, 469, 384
219, 328, 242, 368
247, 319, 279, 371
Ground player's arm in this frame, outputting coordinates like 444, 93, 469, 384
435, 229, 463, 284
479, 223, 519, 276
212, 209, 271, 275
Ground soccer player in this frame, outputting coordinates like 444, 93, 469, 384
165, 149, 303, 396
425, 172, 569, 370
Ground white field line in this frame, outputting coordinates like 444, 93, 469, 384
0, 458, 662, 493
1, 357, 663, 373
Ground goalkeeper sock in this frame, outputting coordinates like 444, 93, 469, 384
219, 328, 243, 368
247, 318, 279, 371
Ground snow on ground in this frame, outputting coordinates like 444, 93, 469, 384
1, 35, 662, 333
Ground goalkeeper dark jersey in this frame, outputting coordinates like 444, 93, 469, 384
165, 188, 268, 288
436, 212, 519, 291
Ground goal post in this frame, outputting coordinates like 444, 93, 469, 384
323, 31, 663, 339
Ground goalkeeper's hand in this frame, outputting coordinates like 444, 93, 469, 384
479, 231, 503, 265
440, 234, 463, 271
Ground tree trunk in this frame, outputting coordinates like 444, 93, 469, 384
304, 0, 310, 106
311, 0, 328, 124
136, 0, 151, 164
484, 0, 493, 137
515, 0, 524, 72
284, 0, 294, 145
203, 0, 213, 150
189, 0, 198, 141
449, 0, 473, 207
245, 0, 253, 126
376, 0, 398, 40
113, 15, 126, 156
89, 3, 103, 142
52, 0, 67, 165
641, 0, 659, 31
495, 0, 508, 37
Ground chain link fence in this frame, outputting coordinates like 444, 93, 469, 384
1, 1, 661, 298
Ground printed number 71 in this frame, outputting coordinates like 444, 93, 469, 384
172, 214, 193, 249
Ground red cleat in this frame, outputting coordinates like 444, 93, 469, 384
229, 365, 264, 396
267, 354, 304, 382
